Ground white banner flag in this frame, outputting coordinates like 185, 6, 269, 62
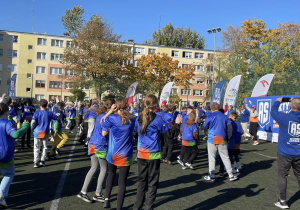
251, 74, 275, 97
159, 82, 174, 105
134, 93, 140, 102
223, 75, 242, 109
125, 82, 138, 105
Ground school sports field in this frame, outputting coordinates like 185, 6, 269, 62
4, 130, 300, 210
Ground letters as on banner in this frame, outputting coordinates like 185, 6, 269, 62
257, 99, 271, 128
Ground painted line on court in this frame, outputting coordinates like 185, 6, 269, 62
50, 133, 78, 210
241, 148, 277, 159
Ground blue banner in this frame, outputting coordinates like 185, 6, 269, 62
244, 95, 300, 142
211, 80, 225, 105
8, 74, 17, 97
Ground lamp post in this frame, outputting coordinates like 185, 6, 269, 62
207, 27, 221, 91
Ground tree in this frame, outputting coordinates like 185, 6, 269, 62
126, 53, 195, 97
62, 14, 132, 100
146, 23, 205, 49
61, 5, 85, 37
69, 89, 86, 101
220, 19, 300, 102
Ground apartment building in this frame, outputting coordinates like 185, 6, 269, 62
0, 30, 216, 103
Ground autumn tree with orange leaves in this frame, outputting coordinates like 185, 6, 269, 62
126, 53, 195, 97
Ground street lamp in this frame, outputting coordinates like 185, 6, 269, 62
207, 27, 221, 92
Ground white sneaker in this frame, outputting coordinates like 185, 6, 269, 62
237, 167, 242, 173
177, 155, 180, 160
66, 127, 70, 130
185, 163, 194, 169
0, 196, 8, 207
182, 166, 187, 170
229, 176, 238, 181
204, 175, 215, 182
177, 159, 184, 167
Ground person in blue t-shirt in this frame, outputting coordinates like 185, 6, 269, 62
78, 101, 85, 127
68, 102, 77, 133
102, 99, 135, 210
239, 104, 250, 139
79, 102, 90, 145
0, 103, 30, 207
133, 94, 181, 210
202, 102, 237, 182
21, 100, 33, 149
271, 97, 300, 209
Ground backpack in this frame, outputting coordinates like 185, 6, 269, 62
0, 119, 8, 161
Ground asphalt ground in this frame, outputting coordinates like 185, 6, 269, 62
2, 129, 300, 210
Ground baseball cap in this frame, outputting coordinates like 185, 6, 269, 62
251, 105, 256, 108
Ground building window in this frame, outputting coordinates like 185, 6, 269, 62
0, 64, 2, 71
36, 80, 45, 88
207, 79, 212, 84
182, 51, 192, 58
37, 52, 46, 60
50, 81, 62, 89
65, 69, 76, 76
195, 53, 204, 59
27, 59, 32, 64
207, 66, 214, 72
182, 64, 191, 68
196, 78, 204, 84
27, 73, 32, 78
194, 65, 204, 72
8, 50, 18, 58
193, 90, 203, 96
36, 66, 46, 74
51, 53, 63, 61
26, 88, 31, 92
7, 79, 10, 85
51, 39, 64, 47
133, 60, 138, 67
0, 34, 3, 42
148, 48, 156, 54
50, 67, 62, 75
171, 88, 178, 95
81, 70, 87, 76
66, 41, 72, 47
35, 94, 45, 101
28, 45, 33, 50
7, 64, 17, 72
0, 49, 3, 56
65, 82, 73, 89
37, 38, 47, 45
8, 35, 18, 43
134, 47, 145, 54
208, 53, 212, 59
181, 89, 191, 95
171, 50, 179, 57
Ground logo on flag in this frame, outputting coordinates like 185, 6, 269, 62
260, 80, 269, 87
257, 99, 271, 128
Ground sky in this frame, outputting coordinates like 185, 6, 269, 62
1, 0, 299, 50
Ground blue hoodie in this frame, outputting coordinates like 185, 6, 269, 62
271, 101, 300, 157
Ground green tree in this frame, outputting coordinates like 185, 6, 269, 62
69, 89, 86, 101
146, 23, 205, 49
61, 5, 85, 37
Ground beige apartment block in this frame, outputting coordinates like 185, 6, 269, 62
0, 30, 217, 104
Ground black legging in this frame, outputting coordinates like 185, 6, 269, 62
79, 122, 88, 143
105, 162, 130, 210
70, 119, 76, 131
21, 126, 31, 148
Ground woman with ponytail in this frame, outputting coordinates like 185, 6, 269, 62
102, 99, 135, 210
133, 94, 182, 210
77, 105, 108, 203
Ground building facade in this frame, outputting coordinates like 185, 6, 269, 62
0, 30, 216, 103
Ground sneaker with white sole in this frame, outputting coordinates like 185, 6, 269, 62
204, 175, 215, 182
77, 192, 92, 203
39, 161, 46, 167
219, 173, 224, 178
229, 176, 238, 181
252, 141, 259, 145
177, 155, 180, 160
93, 193, 105, 202
237, 167, 242, 173
0, 196, 8, 207
182, 166, 187, 170
185, 163, 193, 169
177, 159, 184, 167
274, 198, 289, 209
34, 162, 39, 168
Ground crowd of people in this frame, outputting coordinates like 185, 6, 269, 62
0, 92, 299, 210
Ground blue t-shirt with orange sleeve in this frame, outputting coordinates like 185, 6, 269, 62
89, 113, 109, 159
0, 119, 17, 167
32, 110, 57, 138
182, 121, 198, 146
103, 114, 135, 166
135, 115, 169, 160
227, 120, 243, 149
203, 111, 231, 145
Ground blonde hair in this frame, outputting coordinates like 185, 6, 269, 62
116, 99, 134, 125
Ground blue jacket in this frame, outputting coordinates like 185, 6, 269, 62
240, 109, 250, 123
271, 101, 300, 157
